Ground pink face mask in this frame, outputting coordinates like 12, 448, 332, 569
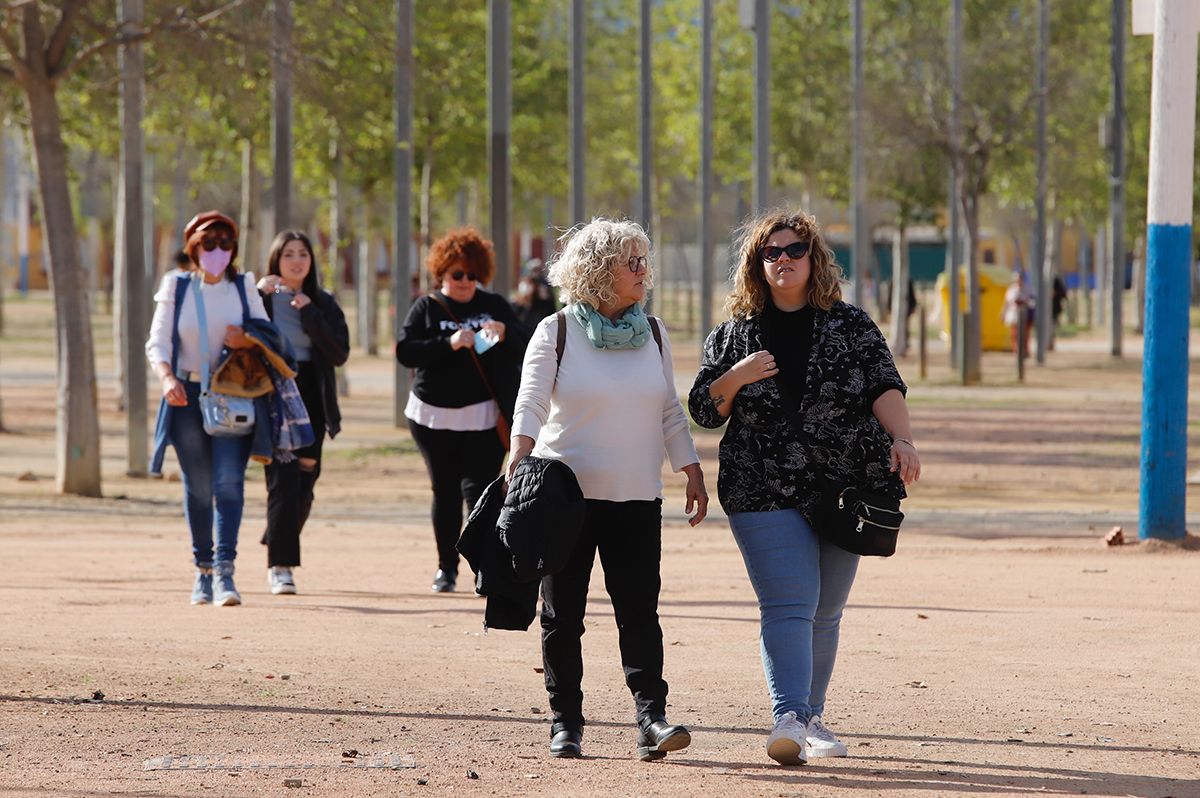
199, 248, 232, 276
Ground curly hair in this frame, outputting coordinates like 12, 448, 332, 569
427, 228, 496, 285
725, 208, 843, 320
547, 218, 653, 309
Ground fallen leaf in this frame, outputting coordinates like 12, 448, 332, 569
916, 614, 929, 620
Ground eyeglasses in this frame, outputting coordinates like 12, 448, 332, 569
449, 270, 479, 282
761, 241, 811, 263
201, 237, 234, 252
626, 255, 648, 273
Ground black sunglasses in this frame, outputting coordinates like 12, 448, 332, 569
201, 237, 234, 252
761, 241, 811, 263
626, 255, 648, 273
449, 270, 479, 282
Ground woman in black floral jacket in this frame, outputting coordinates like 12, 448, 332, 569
689, 209, 920, 767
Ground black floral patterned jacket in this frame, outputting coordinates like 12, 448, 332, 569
688, 301, 907, 516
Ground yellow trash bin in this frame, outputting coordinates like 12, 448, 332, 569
935, 265, 1014, 351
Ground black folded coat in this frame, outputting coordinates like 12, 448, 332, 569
457, 456, 585, 631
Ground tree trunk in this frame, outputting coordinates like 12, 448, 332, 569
890, 217, 909, 356
357, 201, 377, 356
26, 77, 102, 496
172, 139, 187, 243
240, 138, 260, 274
419, 140, 433, 292
112, 159, 126, 411
960, 190, 982, 384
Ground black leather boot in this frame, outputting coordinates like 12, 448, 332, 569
635, 716, 691, 761
549, 723, 583, 758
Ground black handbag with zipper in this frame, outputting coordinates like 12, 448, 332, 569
808, 484, 903, 557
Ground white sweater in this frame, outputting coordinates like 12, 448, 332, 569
145, 272, 269, 375
511, 313, 700, 502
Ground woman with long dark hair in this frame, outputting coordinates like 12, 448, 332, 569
256, 231, 350, 595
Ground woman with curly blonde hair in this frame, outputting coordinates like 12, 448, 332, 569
396, 228, 530, 594
508, 218, 708, 761
689, 209, 920, 766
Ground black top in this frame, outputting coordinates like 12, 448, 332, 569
763, 300, 815, 405
396, 290, 531, 419
689, 302, 907, 516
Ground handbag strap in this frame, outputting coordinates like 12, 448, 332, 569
428, 293, 504, 414
191, 275, 212, 397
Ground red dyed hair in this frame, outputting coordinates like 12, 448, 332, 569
426, 228, 496, 285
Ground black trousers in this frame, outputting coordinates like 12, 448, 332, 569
262, 362, 326, 567
408, 420, 506, 576
540, 498, 668, 728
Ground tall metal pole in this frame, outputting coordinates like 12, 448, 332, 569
488, 0, 511, 296
1109, 0, 1126, 357
638, 0, 653, 314
393, 0, 414, 425
753, 0, 770, 211
569, 0, 585, 223
1138, 0, 1197, 541
948, 0, 962, 371
119, 0, 147, 476
639, 0, 652, 236
699, 0, 714, 346
851, 0, 868, 310
1033, 0, 1049, 364
271, 0, 293, 230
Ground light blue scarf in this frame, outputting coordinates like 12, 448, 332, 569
569, 301, 651, 350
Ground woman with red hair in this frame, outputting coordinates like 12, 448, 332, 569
396, 228, 530, 593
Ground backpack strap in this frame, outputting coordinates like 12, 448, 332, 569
233, 273, 251, 321
649, 316, 663, 356
555, 309, 567, 367
169, 274, 189, 376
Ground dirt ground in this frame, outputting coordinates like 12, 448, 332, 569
1, 293, 1198, 798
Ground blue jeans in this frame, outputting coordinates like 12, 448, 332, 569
728, 509, 860, 723
170, 381, 254, 567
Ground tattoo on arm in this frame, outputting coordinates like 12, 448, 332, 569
711, 394, 726, 409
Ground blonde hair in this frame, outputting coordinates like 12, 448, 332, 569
547, 218, 654, 308
725, 208, 844, 320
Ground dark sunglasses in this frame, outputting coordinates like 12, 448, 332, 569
201, 237, 234, 252
761, 241, 811, 263
449, 270, 479, 282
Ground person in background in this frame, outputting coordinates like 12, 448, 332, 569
507, 218, 708, 761
689, 208, 919, 766
396, 228, 530, 593
255, 231, 350, 595
1002, 270, 1035, 356
146, 211, 270, 607
511, 258, 558, 328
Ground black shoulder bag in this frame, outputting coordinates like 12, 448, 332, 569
766, 315, 904, 557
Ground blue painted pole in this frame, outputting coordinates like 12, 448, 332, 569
1139, 0, 1198, 541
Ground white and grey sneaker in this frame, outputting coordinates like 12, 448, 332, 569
268, 566, 296, 595
805, 714, 849, 758
766, 711, 808, 765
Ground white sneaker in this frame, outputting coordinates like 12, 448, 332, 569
268, 566, 296, 595
766, 711, 807, 765
805, 715, 849, 758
